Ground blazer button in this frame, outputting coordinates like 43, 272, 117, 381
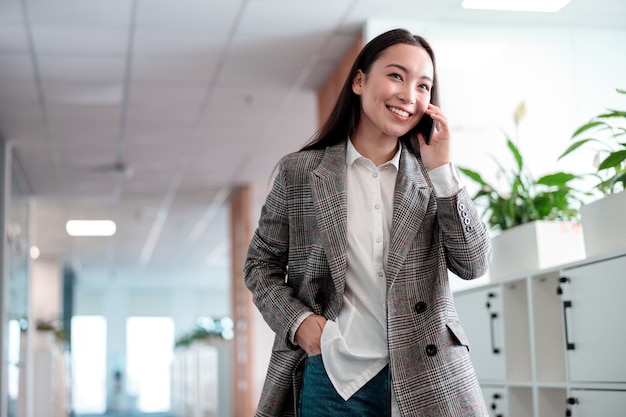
426, 344, 438, 356
414, 302, 427, 314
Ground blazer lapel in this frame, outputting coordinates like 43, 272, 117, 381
387, 146, 432, 284
311, 143, 348, 296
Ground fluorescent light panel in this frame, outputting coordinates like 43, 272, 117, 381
66, 220, 116, 237
462, 0, 571, 12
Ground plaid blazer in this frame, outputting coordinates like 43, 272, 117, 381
244, 141, 492, 417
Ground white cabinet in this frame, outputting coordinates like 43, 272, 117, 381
559, 256, 626, 383
568, 389, 626, 416
453, 252, 626, 417
481, 386, 506, 417
454, 285, 505, 381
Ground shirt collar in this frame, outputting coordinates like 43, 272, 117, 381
346, 138, 401, 169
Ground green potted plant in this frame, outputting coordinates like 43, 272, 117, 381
35, 318, 69, 344
459, 137, 582, 231
558, 87, 626, 257
458, 102, 587, 280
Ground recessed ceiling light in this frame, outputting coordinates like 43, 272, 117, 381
462, 0, 571, 12
66, 220, 116, 237
30, 246, 40, 260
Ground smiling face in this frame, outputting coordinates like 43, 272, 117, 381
352, 43, 434, 144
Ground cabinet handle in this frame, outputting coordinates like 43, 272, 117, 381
562, 300, 576, 350
557, 276, 570, 296
490, 312, 501, 354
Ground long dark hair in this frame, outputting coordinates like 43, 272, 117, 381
301, 28, 439, 155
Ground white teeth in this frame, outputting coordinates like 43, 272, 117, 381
390, 107, 409, 117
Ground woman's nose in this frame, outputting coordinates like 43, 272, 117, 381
397, 86, 417, 104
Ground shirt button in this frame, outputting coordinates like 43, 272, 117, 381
458, 203, 466, 211
415, 302, 427, 314
378, 272, 384, 277
376, 237, 382, 243
374, 204, 380, 210
372, 172, 378, 178
464, 218, 471, 225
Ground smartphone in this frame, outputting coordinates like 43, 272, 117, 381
416, 113, 435, 145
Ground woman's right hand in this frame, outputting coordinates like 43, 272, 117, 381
295, 314, 327, 356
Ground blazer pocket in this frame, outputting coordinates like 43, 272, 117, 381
446, 320, 471, 352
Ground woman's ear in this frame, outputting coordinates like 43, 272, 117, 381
352, 70, 364, 95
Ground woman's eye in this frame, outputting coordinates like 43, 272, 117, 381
418, 83, 431, 92
389, 73, 403, 81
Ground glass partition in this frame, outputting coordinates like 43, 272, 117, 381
6, 152, 31, 417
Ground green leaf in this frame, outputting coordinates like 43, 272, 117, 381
572, 120, 605, 138
536, 172, 577, 186
458, 167, 489, 187
558, 139, 595, 160
598, 110, 626, 118
506, 138, 523, 171
598, 150, 626, 170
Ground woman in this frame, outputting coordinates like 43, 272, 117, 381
244, 28, 492, 417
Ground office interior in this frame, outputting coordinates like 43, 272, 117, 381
1, 1, 625, 417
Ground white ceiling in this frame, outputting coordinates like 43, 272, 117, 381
0, 0, 624, 290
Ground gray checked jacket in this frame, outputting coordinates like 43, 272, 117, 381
244, 140, 492, 417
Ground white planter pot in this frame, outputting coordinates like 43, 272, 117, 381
580, 191, 626, 258
489, 221, 585, 281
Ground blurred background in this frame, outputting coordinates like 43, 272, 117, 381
0, 0, 624, 416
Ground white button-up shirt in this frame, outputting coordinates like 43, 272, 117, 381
292, 139, 461, 413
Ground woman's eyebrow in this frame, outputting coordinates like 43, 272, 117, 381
385, 63, 408, 72
385, 63, 433, 82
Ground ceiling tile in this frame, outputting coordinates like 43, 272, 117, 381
26, 0, 132, 28
136, 0, 245, 32
128, 84, 207, 108
42, 82, 124, 105
38, 56, 126, 82
45, 104, 121, 127
228, 32, 327, 60
131, 57, 218, 84
239, 0, 352, 35
125, 106, 197, 127
217, 57, 306, 88
0, 54, 35, 80
0, 24, 29, 52
48, 124, 120, 143
31, 26, 128, 55
0, 80, 40, 104
133, 30, 229, 58
0, 1, 24, 24
0, 103, 44, 128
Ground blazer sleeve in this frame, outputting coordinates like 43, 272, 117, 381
243, 158, 311, 350
436, 186, 492, 279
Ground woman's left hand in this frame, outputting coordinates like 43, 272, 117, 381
417, 104, 451, 171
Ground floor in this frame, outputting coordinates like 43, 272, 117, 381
76, 413, 177, 417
